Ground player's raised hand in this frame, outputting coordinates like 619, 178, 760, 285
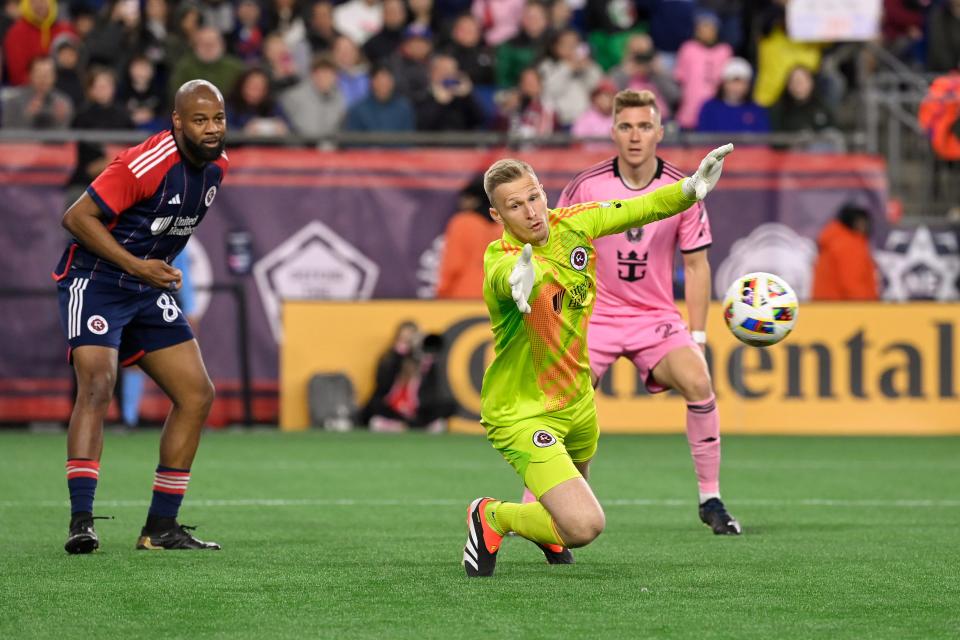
131, 259, 183, 291
508, 243, 535, 314
682, 143, 734, 201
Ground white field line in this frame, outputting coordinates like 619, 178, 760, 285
0, 498, 958, 509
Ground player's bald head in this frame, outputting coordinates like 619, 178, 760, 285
172, 79, 227, 164
174, 79, 224, 115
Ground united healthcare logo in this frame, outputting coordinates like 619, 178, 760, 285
151, 214, 201, 237
254, 221, 380, 342
151, 216, 174, 235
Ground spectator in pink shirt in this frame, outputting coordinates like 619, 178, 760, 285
571, 77, 616, 140
471, 0, 525, 46
673, 11, 731, 129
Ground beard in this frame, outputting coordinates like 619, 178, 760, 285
181, 133, 225, 163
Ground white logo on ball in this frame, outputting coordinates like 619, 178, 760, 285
204, 186, 217, 207
87, 315, 108, 335
570, 246, 588, 271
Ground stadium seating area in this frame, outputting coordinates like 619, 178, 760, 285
2, 0, 958, 140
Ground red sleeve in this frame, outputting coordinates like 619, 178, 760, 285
215, 152, 229, 181
86, 154, 146, 218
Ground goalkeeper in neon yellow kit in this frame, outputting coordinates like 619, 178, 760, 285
463, 144, 734, 577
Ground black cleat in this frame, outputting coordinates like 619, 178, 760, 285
136, 523, 221, 550
699, 498, 742, 535
534, 541, 575, 565
64, 513, 104, 554
463, 498, 503, 577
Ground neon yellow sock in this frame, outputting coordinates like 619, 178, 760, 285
488, 500, 564, 546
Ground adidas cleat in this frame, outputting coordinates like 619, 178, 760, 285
699, 498, 742, 535
535, 542, 574, 565
136, 523, 221, 550
64, 513, 106, 554
463, 497, 503, 577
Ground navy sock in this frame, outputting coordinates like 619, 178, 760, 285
66, 459, 99, 515
148, 465, 190, 518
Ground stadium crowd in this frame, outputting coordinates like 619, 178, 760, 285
1, 0, 958, 139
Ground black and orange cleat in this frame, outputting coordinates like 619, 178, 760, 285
534, 541, 574, 564
463, 497, 503, 577
136, 522, 221, 550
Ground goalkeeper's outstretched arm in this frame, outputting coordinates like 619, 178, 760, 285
591, 143, 733, 238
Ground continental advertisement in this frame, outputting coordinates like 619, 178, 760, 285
281, 301, 960, 435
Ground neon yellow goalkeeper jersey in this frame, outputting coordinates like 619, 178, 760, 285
479, 179, 697, 427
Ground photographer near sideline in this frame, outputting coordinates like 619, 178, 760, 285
361, 321, 456, 433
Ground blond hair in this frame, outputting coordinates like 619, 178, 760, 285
483, 158, 540, 207
613, 89, 660, 119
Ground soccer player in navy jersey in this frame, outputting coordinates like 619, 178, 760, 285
55, 80, 228, 553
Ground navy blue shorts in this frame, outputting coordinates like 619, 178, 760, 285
57, 276, 194, 366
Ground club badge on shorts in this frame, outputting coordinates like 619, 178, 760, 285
87, 315, 108, 335
570, 246, 588, 271
532, 430, 557, 448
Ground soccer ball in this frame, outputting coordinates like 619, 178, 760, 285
721, 272, 799, 347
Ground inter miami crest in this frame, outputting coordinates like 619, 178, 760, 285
625, 227, 644, 243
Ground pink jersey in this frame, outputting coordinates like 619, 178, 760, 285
557, 156, 711, 316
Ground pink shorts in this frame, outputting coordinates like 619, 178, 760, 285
588, 311, 699, 394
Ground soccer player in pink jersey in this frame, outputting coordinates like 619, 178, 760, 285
522, 89, 741, 542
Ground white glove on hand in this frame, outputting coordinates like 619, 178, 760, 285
508, 243, 535, 314
682, 143, 734, 201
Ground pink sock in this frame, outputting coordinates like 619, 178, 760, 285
686, 394, 721, 499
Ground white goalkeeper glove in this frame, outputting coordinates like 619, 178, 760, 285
682, 143, 734, 201
507, 243, 535, 314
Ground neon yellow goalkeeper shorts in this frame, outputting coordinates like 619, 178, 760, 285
483, 396, 599, 499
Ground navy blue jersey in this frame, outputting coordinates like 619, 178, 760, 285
53, 130, 229, 291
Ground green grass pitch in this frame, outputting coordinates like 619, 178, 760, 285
1, 431, 957, 639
